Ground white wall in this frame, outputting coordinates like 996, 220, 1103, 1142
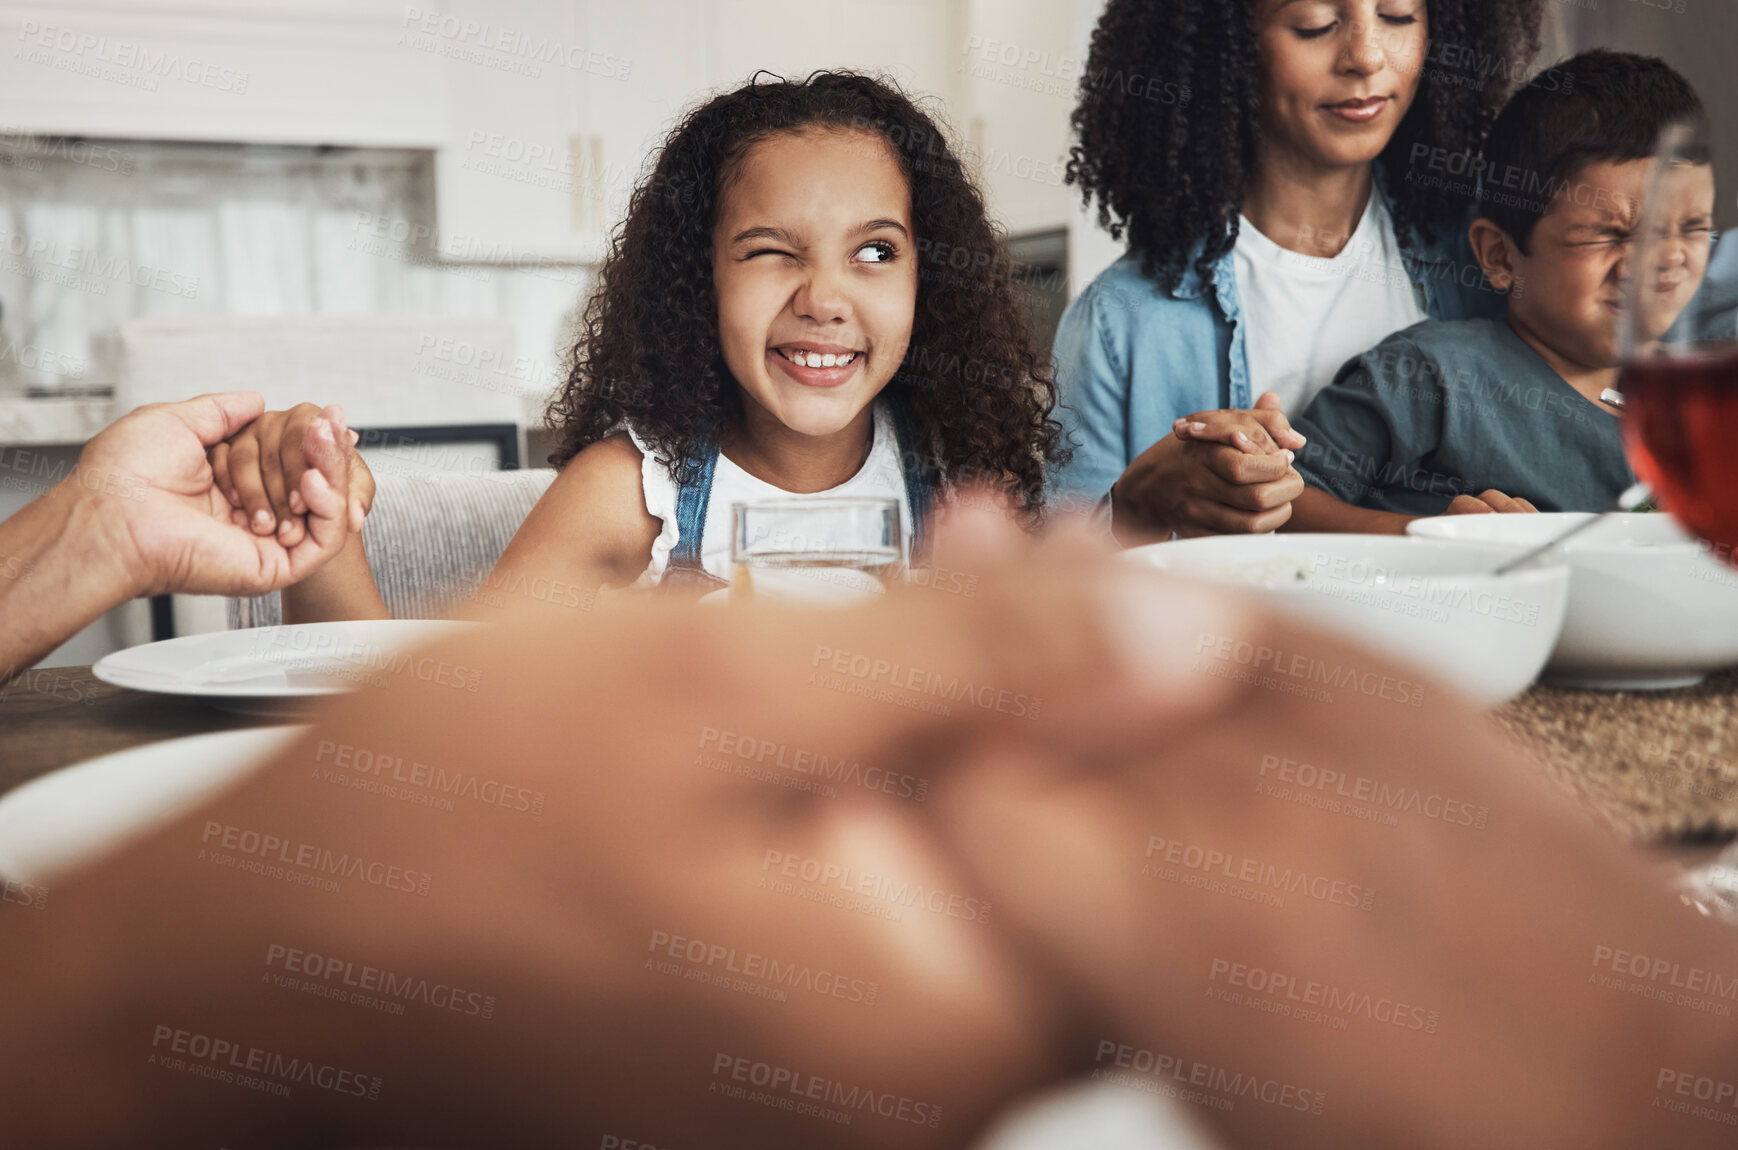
1566, 2, 1738, 229
1065, 0, 1125, 295
955, 0, 1074, 236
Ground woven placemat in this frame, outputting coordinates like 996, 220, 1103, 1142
1492, 668, 1738, 843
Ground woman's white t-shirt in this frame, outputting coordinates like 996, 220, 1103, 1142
626, 399, 914, 587
1233, 188, 1426, 417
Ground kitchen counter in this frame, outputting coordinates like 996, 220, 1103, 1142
0, 396, 115, 447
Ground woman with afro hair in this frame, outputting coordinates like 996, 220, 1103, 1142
1053, 0, 1549, 540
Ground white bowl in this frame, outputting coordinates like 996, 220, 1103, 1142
0, 726, 305, 884
1122, 535, 1570, 706
1408, 513, 1738, 689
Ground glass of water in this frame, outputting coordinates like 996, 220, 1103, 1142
731, 498, 904, 604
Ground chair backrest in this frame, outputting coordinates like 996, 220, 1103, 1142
229, 467, 557, 628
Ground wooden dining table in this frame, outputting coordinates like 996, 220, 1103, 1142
0, 666, 281, 796
4, 664, 1738, 865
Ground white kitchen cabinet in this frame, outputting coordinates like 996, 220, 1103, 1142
571, 0, 961, 244
704, 0, 958, 101
568, 0, 708, 242
421, 0, 607, 262
0, 0, 447, 146
0, 0, 1071, 264
957, 0, 1076, 238
0, 0, 601, 260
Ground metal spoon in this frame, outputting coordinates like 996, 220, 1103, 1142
1491, 482, 1654, 576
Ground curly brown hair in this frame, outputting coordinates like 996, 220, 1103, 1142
546, 70, 1069, 520
1068, 0, 1547, 292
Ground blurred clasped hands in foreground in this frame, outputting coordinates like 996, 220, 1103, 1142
4, 393, 1738, 1149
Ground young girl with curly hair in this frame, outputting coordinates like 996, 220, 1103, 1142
1054, 0, 1548, 542
211, 71, 1068, 618
535, 70, 1066, 594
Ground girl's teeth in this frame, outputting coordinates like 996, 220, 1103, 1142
786, 350, 856, 368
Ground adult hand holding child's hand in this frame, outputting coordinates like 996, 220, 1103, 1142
1111, 391, 1308, 541
209, 401, 375, 547
0, 392, 386, 677
77, 392, 365, 598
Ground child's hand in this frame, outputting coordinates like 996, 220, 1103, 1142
1171, 391, 1308, 456
209, 403, 374, 548
1445, 489, 1540, 516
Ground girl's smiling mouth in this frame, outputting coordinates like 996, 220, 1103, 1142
769, 342, 865, 387
1324, 95, 1391, 123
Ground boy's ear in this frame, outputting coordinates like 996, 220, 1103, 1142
1467, 218, 1522, 294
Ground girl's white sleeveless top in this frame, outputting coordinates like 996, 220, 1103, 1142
626, 400, 915, 587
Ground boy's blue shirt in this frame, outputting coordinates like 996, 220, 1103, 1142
1050, 211, 1506, 503
1693, 229, 1738, 342
1289, 317, 1634, 516
1287, 236, 1736, 518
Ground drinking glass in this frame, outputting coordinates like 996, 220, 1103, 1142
1618, 121, 1738, 562
730, 498, 904, 604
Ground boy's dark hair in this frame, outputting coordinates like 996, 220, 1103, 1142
1067, 0, 1547, 293
546, 70, 1068, 521
1479, 50, 1707, 253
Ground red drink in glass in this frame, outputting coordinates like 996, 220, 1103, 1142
1621, 346, 1738, 563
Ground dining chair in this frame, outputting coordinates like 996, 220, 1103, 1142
227, 466, 557, 628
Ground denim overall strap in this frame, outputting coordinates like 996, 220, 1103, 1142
668, 440, 720, 576
888, 400, 934, 561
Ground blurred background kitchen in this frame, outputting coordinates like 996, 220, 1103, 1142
0, 0, 1728, 665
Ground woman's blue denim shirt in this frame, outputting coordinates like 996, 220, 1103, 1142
1050, 218, 1507, 503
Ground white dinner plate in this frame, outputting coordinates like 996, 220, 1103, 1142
976, 1079, 1225, 1150
0, 725, 306, 885
92, 620, 479, 707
